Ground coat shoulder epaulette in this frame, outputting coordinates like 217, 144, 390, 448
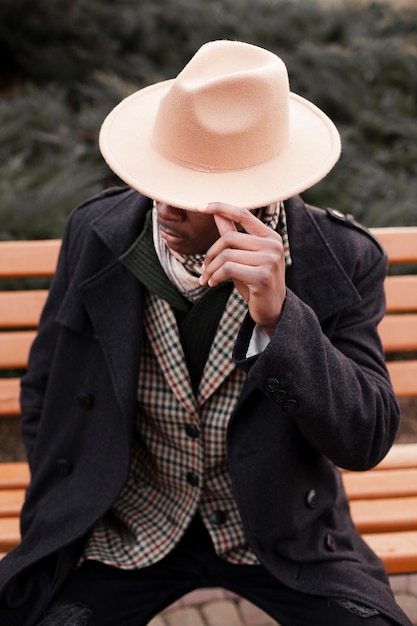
325, 207, 385, 255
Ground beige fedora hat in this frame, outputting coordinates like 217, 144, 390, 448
99, 40, 341, 210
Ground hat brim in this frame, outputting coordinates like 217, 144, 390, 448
99, 79, 341, 210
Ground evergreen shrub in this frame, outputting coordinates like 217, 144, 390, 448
0, 0, 416, 239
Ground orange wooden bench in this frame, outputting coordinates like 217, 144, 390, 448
0, 227, 417, 574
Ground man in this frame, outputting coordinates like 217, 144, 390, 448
0, 40, 412, 625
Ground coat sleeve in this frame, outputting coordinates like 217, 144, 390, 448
233, 245, 400, 471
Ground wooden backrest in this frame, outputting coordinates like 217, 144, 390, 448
0, 226, 416, 417
372, 227, 417, 398
0, 241, 60, 415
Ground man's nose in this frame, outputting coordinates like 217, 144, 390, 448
156, 202, 185, 221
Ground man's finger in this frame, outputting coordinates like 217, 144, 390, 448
213, 213, 237, 237
199, 202, 272, 236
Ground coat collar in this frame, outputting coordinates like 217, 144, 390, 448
90, 188, 152, 256
77, 190, 360, 330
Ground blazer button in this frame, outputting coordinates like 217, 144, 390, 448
264, 378, 280, 393
186, 471, 199, 487
282, 399, 297, 412
209, 509, 227, 526
325, 532, 337, 552
56, 458, 72, 477
76, 392, 94, 410
185, 424, 200, 439
305, 489, 318, 509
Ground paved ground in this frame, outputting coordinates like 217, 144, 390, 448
149, 575, 417, 626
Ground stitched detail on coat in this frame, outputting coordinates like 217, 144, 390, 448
332, 598, 380, 618
36, 601, 92, 625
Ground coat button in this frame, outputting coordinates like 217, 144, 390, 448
327, 208, 346, 222
186, 471, 199, 487
264, 378, 280, 393
325, 532, 337, 552
275, 389, 287, 404
282, 399, 298, 412
76, 392, 94, 410
306, 489, 318, 509
56, 458, 72, 477
209, 509, 227, 526
185, 424, 200, 438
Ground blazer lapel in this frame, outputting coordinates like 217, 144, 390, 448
140, 289, 248, 412
198, 289, 247, 406
143, 293, 197, 415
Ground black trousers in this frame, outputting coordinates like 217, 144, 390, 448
38, 516, 396, 626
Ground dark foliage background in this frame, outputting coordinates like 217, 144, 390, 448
0, 0, 416, 240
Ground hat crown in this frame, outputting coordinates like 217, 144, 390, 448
152, 40, 291, 172
99, 39, 341, 209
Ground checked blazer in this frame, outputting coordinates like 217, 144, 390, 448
82, 284, 260, 568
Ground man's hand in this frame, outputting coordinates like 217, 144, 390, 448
198, 202, 287, 337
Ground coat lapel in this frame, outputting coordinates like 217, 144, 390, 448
79, 262, 144, 416
67, 190, 150, 417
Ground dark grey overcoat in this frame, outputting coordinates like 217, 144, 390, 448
0, 188, 411, 625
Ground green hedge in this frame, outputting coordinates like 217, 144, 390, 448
1, 0, 416, 239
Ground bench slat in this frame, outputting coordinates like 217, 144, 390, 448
0, 378, 20, 416
0, 512, 406, 574
0, 291, 48, 328
363, 530, 417, 574
0, 240, 60, 279
384, 275, 417, 313
351, 496, 417, 533
342, 469, 417, 500
0, 331, 36, 369
0, 517, 415, 574
0, 490, 25, 516
386, 360, 417, 397
1, 232, 413, 277
0, 463, 30, 489
1, 367, 416, 415
371, 227, 417, 264
378, 314, 417, 352
1, 367, 416, 418
0, 517, 20, 551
